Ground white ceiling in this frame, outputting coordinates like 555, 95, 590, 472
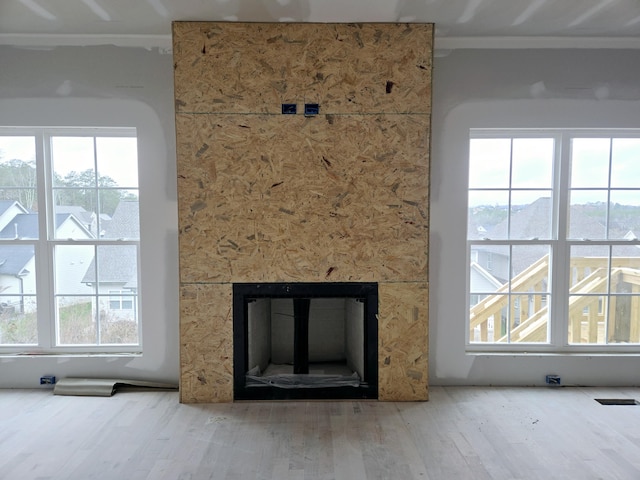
1, 0, 639, 51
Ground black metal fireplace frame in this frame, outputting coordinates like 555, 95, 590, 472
233, 282, 378, 400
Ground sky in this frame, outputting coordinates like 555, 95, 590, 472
0, 135, 139, 189
468, 136, 640, 207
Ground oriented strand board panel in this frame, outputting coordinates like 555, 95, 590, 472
180, 283, 233, 403
174, 22, 432, 403
378, 282, 429, 401
173, 22, 432, 115
176, 113, 429, 284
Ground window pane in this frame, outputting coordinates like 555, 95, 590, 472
570, 245, 609, 294
609, 190, 640, 239
0, 296, 37, 345
468, 191, 509, 240
509, 192, 552, 240
568, 294, 606, 344
0, 136, 37, 214
568, 190, 608, 240
469, 245, 550, 344
56, 296, 97, 345
99, 195, 139, 240
54, 245, 96, 295
52, 137, 95, 187
509, 245, 550, 343
96, 245, 137, 287
470, 244, 509, 290
96, 137, 138, 188
610, 246, 640, 344
511, 138, 554, 189
569, 245, 610, 345
96, 245, 138, 344
0, 209, 39, 240
570, 138, 610, 188
470, 294, 508, 343
99, 297, 138, 345
607, 295, 640, 344
469, 138, 511, 188
611, 138, 640, 188
509, 294, 549, 343
0, 243, 37, 345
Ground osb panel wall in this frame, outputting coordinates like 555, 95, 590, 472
173, 22, 432, 115
179, 283, 233, 403
378, 282, 429, 401
175, 114, 429, 283
174, 22, 433, 403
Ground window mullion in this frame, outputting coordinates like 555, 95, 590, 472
550, 132, 571, 347
35, 130, 54, 349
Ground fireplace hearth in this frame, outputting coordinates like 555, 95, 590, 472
233, 283, 378, 400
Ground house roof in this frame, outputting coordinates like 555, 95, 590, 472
102, 200, 139, 240
81, 245, 137, 285
81, 200, 139, 286
0, 200, 27, 216
473, 197, 640, 275
55, 206, 94, 228
0, 245, 33, 277
470, 262, 502, 290
0, 213, 92, 239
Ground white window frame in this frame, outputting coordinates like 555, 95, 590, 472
467, 128, 640, 354
0, 126, 141, 354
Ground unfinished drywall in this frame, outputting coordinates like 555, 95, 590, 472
431, 49, 640, 387
0, 45, 179, 387
174, 22, 432, 402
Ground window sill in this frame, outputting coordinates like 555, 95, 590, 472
0, 352, 142, 358
466, 351, 640, 357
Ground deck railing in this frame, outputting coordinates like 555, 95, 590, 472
470, 256, 640, 344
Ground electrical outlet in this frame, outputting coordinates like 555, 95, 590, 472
304, 103, 319, 115
40, 375, 56, 385
281, 103, 297, 115
545, 374, 561, 385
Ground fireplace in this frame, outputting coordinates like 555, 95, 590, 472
233, 282, 378, 400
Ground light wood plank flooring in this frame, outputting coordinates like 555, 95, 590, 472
2, 386, 640, 479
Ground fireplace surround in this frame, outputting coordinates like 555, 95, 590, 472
173, 22, 432, 402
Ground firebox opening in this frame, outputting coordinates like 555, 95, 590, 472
233, 283, 378, 400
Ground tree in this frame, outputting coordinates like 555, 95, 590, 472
55, 169, 125, 216
0, 159, 37, 210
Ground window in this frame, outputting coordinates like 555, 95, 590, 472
467, 130, 640, 350
109, 290, 134, 310
0, 128, 140, 351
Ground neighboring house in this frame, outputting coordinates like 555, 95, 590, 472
0, 202, 94, 313
81, 200, 139, 320
0, 245, 35, 313
469, 262, 503, 306
0, 200, 28, 233
55, 205, 112, 238
0, 211, 93, 240
471, 197, 640, 286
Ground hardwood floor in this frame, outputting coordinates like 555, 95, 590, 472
2, 386, 640, 479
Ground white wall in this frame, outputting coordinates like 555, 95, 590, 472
0, 45, 179, 387
431, 49, 640, 386
4, 44, 640, 389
